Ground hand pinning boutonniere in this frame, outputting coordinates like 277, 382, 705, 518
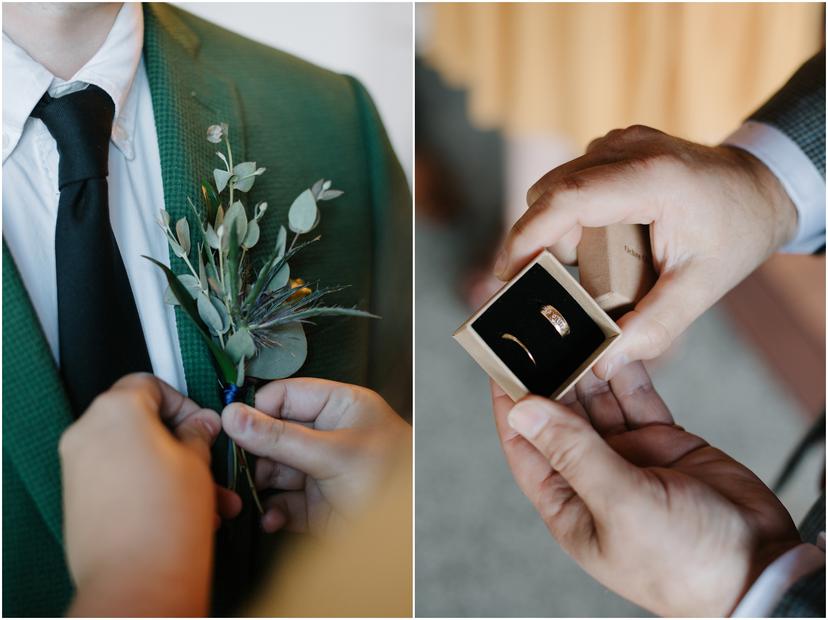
146, 123, 375, 512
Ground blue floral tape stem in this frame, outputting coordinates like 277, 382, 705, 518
222, 382, 241, 405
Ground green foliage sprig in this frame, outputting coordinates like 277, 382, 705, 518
146, 123, 375, 510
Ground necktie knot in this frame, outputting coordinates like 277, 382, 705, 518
31, 85, 115, 188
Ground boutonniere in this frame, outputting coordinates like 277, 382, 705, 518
146, 123, 374, 511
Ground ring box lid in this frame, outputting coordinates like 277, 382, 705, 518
454, 250, 621, 402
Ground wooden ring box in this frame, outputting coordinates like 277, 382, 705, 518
454, 250, 621, 401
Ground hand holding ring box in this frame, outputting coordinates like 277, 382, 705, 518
454, 250, 621, 401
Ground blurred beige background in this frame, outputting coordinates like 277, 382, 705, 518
424, 2, 821, 146
174, 2, 413, 182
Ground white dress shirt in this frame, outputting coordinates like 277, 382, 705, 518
2, 3, 187, 393
724, 120, 826, 254
724, 120, 827, 615
732, 536, 826, 617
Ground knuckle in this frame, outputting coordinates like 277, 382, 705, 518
112, 372, 155, 392
261, 415, 286, 443
602, 127, 625, 143
541, 416, 588, 468
578, 380, 613, 402
548, 434, 585, 474
526, 182, 543, 206
510, 213, 531, 238
623, 124, 659, 139
557, 173, 588, 196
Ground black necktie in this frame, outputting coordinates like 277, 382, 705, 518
31, 85, 152, 415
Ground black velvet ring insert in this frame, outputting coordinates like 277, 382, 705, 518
471, 264, 605, 396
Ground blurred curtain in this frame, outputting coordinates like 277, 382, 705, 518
423, 2, 823, 147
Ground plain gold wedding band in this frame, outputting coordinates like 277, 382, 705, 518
501, 333, 536, 365
540, 304, 570, 337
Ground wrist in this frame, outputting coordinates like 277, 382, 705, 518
721, 145, 798, 251
724, 538, 803, 616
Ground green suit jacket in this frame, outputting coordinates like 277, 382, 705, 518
3, 4, 411, 616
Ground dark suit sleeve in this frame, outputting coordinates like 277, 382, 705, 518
771, 568, 826, 618
771, 494, 826, 617
751, 49, 826, 178
347, 77, 413, 419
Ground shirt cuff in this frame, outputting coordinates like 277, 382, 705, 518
723, 120, 826, 254
731, 543, 826, 617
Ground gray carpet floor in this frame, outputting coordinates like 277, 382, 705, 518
414, 222, 822, 617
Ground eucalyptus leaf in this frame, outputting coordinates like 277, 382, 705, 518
233, 162, 257, 177
198, 254, 208, 290
233, 162, 264, 193
143, 256, 236, 384
208, 277, 223, 296
214, 168, 233, 194
234, 176, 254, 193
311, 179, 325, 198
288, 189, 319, 234
242, 220, 260, 249
175, 218, 191, 254
215, 204, 225, 228
201, 179, 220, 223
319, 189, 344, 201
235, 357, 245, 388
177, 274, 202, 298
169, 237, 188, 259
322, 179, 332, 191
186, 196, 204, 229
198, 293, 224, 334
225, 201, 247, 243
219, 224, 228, 252
164, 285, 179, 305
205, 224, 220, 250
226, 327, 257, 363
226, 224, 241, 314
274, 225, 287, 260
211, 294, 230, 334
266, 262, 290, 291
247, 322, 308, 379
159, 209, 170, 227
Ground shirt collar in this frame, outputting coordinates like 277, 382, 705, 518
3, 2, 143, 163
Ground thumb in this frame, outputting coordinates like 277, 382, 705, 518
507, 397, 642, 517
593, 265, 709, 379
222, 402, 341, 478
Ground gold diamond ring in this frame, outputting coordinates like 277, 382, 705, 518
501, 333, 536, 365
540, 304, 570, 337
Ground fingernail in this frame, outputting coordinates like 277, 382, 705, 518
507, 402, 550, 439
224, 403, 251, 432
494, 250, 507, 277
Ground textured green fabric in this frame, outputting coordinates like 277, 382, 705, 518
3, 4, 410, 615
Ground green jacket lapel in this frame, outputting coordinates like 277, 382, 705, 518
143, 4, 245, 412
2, 244, 73, 544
